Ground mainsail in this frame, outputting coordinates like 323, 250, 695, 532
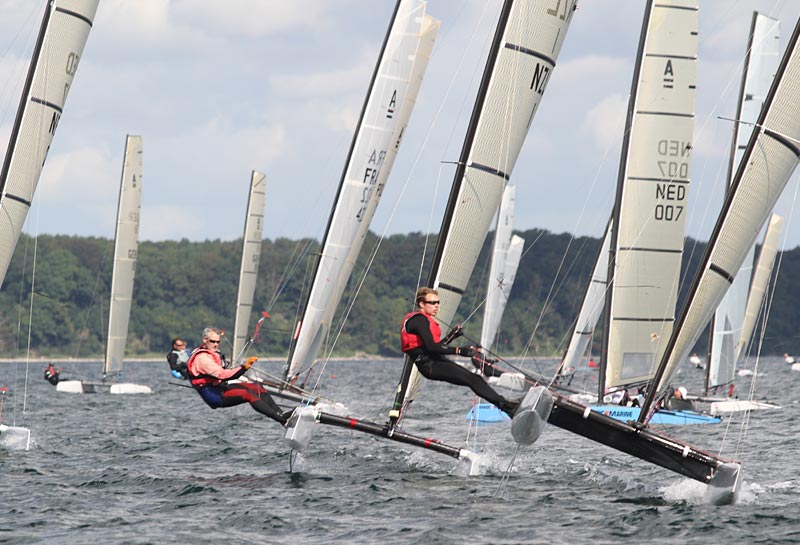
600, 0, 698, 396
285, 0, 438, 380
641, 15, 800, 421
0, 0, 100, 286
707, 12, 780, 391
735, 213, 783, 363
104, 135, 143, 377
232, 170, 267, 362
402, 0, 577, 406
480, 184, 524, 352
560, 218, 611, 375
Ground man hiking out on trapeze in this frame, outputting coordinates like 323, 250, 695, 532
389, 287, 519, 429
186, 326, 293, 425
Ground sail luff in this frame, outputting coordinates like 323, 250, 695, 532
480, 184, 522, 351
707, 12, 780, 391
640, 16, 800, 421
602, 0, 698, 394
104, 135, 143, 376
0, 0, 100, 287
402, 0, 577, 405
232, 170, 267, 362
736, 213, 783, 363
285, 0, 432, 380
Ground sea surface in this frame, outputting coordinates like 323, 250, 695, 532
0, 356, 798, 545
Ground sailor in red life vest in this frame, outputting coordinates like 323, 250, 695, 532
186, 326, 292, 425
390, 288, 520, 428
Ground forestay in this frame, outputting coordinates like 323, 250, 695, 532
641, 17, 800, 421
403, 0, 577, 405
708, 12, 780, 390
480, 184, 524, 351
286, 0, 438, 380
104, 135, 143, 376
603, 0, 698, 392
232, 171, 267, 362
0, 0, 100, 286
736, 213, 783, 363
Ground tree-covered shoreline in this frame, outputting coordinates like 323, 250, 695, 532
1, 230, 797, 360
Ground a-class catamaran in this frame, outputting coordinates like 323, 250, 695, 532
264, 0, 438, 402
547, 9, 800, 506
57, 136, 151, 394
703, 12, 781, 414
0, 0, 99, 447
556, 0, 718, 425
285, 0, 577, 468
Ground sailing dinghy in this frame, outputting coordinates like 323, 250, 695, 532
0, 0, 100, 445
545, 9, 800, 506
57, 136, 151, 394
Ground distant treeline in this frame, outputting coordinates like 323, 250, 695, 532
1, 230, 798, 360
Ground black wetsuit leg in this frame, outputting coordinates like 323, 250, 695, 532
219, 382, 289, 424
415, 357, 517, 415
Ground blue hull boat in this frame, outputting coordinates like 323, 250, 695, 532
467, 403, 720, 425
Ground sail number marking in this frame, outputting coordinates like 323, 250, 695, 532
654, 139, 689, 222
355, 148, 387, 222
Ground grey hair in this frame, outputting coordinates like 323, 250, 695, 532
202, 326, 220, 340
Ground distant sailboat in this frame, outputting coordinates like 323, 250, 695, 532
0, 0, 100, 446
57, 136, 151, 394
706, 12, 781, 401
231, 170, 267, 364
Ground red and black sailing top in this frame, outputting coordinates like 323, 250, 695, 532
186, 348, 246, 388
400, 311, 458, 359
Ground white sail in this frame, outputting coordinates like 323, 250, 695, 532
104, 135, 143, 376
561, 219, 612, 373
480, 185, 524, 351
404, 0, 576, 404
643, 17, 800, 418
232, 170, 267, 362
604, 0, 698, 392
708, 12, 780, 390
287, 1, 437, 378
0, 0, 100, 287
736, 213, 783, 362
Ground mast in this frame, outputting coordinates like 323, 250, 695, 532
640, 16, 800, 421
0, 0, 100, 286
104, 135, 143, 377
232, 170, 267, 362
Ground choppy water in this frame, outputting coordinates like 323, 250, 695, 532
1, 356, 799, 545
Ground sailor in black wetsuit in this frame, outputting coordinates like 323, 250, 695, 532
43, 363, 61, 386
390, 287, 519, 427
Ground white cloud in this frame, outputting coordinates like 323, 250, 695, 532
579, 93, 627, 151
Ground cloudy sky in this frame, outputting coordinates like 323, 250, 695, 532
2, 0, 800, 249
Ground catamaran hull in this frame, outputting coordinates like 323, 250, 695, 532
0, 424, 31, 450
547, 395, 740, 503
55, 380, 151, 394
591, 405, 720, 425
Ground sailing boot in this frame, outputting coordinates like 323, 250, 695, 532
500, 399, 520, 418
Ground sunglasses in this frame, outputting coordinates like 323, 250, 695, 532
423, 300, 440, 305
206, 339, 221, 344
